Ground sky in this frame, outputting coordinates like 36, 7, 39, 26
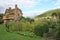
0, 0, 60, 18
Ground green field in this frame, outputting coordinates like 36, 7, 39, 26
0, 24, 45, 40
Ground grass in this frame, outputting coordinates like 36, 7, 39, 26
0, 24, 45, 40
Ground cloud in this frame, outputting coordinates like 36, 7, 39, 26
0, 0, 41, 13
23, 10, 45, 17
0, 6, 5, 13
54, 0, 60, 8
0, 0, 57, 17
0, 0, 39, 8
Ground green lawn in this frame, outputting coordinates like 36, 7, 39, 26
0, 24, 45, 40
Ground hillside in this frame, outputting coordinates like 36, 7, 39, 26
36, 8, 60, 18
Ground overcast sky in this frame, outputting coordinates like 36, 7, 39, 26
0, 0, 60, 17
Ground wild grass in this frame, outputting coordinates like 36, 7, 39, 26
0, 24, 45, 40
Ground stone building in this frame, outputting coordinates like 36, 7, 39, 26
3, 4, 23, 24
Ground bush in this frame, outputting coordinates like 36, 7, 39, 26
0, 17, 3, 24
55, 30, 60, 40
34, 22, 49, 37
5, 21, 35, 32
5, 22, 10, 32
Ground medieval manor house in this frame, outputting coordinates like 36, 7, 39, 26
3, 4, 23, 24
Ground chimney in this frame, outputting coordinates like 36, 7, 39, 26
15, 4, 18, 9
9, 7, 11, 11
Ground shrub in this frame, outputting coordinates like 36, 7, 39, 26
5, 21, 34, 32
55, 30, 60, 40
34, 22, 49, 37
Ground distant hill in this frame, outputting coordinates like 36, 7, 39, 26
36, 8, 60, 18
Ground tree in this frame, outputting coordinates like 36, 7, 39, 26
0, 14, 3, 24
